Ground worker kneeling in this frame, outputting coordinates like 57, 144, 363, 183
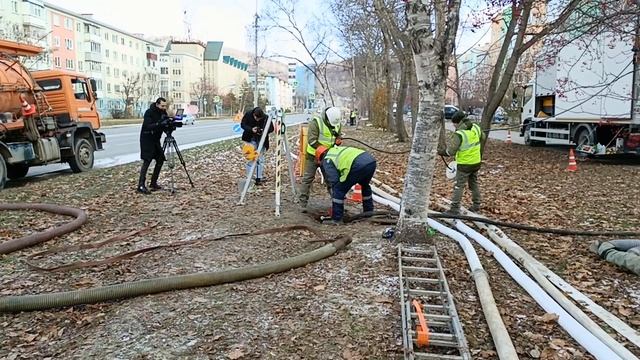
316, 145, 376, 224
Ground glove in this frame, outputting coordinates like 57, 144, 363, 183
335, 137, 343, 146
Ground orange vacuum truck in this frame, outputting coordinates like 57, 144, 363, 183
0, 39, 105, 190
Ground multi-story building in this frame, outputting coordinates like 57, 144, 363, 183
162, 40, 205, 111
44, 3, 161, 118
295, 64, 317, 110
1, 0, 50, 69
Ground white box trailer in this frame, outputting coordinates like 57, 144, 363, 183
520, 27, 640, 155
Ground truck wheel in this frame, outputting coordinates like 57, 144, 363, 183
0, 156, 7, 190
574, 127, 595, 147
68, 138, 94, 173
7, 164, 29, 180
524, 127, 544, 147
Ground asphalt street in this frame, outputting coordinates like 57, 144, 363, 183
23, 114, 309, 179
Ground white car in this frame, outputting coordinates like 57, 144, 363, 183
183, 114, 196, 125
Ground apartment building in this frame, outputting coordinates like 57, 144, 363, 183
162, 40, 205, 111
0, 0, 50, 69
204, 41, 249, 96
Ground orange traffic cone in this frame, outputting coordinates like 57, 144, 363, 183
506, 130, 512, 144
567, 148, 578, 172
347, 184, 363, 203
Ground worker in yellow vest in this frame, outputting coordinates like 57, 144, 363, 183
299, 107, 343, 211
316, 145, 376, 224
438, 110, 485, 214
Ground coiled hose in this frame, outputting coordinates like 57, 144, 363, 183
0, 203, 87, 254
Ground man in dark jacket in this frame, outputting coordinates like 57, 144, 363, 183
316, 145, 376, 224
240, 107, 274, 185
137, 97, 169, 194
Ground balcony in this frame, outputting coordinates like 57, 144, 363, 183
22, 14, 46, 29
84, 52, 103, 63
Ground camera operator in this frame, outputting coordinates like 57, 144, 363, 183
137, 97, 169, 194
241, 107, 274, 186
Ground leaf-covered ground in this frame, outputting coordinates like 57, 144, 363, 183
1, 125, 639, 359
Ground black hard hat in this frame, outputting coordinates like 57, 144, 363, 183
451, 111, 466, 123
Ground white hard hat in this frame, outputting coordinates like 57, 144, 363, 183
325, 107, 342, 127
445, 161, 457, 180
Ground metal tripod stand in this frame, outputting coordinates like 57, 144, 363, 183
162, 130, 194, 194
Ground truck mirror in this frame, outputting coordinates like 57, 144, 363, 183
89, 78, 98, 99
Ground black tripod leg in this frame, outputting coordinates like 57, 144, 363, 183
171, 140, 195, 188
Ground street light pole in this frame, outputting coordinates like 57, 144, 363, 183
254, 0, 259, 108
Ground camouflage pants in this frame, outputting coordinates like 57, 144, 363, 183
450, 168, 481, 211
298, 154, 331, 206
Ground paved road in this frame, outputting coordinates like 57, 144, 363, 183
23, 114, 308, 179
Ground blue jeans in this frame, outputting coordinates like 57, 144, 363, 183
332, 161, 376, 220
245, 141, 265, 179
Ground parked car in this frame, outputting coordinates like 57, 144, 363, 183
183, 114, 196, 125
444, 105, 459, 120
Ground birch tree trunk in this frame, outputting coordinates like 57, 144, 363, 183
410, 64, 418, 134
394, 58, 410, 142
398, 0, 462, 240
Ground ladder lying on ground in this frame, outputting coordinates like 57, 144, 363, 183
399, 244, 472, 360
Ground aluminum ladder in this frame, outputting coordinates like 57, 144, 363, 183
399, 244, 472, 360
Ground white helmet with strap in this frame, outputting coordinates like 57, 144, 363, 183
325, 107, 342, 127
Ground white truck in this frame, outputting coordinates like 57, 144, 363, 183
520, 27, 640, 155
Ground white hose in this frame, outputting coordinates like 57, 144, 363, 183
428, 220, 519, 359
475, 222, 640, 358
454, 221, 624, 360
372, 190, 518, 359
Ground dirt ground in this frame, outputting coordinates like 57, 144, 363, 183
1, 125, 639, 359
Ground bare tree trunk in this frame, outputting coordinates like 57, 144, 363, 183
398, 0, 461, 239
410, 63, 418, 134
384, 33, 393, 131
394, 58, 410, 142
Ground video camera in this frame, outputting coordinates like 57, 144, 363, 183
161, 109, 184, 134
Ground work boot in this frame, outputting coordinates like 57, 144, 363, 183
137, 185, 151, 195
444, 207, 460, 216
254, 178, 263, 186
469, 204, 481, 212
150, 183, 162, 191
322, 219, 343, 226
149, 163, 162, 190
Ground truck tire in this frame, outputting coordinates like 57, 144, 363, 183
68, 138, 94, 173
0, 156, 7, 190
524, 126, 544, 147
574, 127, 595, 147
7, 164, 29, 180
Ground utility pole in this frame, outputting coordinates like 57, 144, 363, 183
254, 0, 259, 108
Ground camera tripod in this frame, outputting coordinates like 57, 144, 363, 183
162, 131, 194, 193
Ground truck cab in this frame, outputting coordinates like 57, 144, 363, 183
0, 39, 106, 189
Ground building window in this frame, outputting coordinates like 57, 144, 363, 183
172, 69, 181, 75
160, 67, 168, 75
53, 36, 60, 47
65, 59, 74, 70
114, 85, 120, 92
104, 32, 109, 40
96, 80, 103, 91
12, 1, 18, 13
31, 5, 42, 17
106, 66, 111, 76
122, 70, 127, 78
120, 38, 124, 45
78, 61, 83, 71
112, 34, 117, 43
113, 51, 118, 59
65, 38, 73, 50
90, 42, 101, 53
107, 83, 111, 92
160, 91, 168, 98
64, 18, 73, 29
174, 92, 182, 99
77, 23, 81, 32
173, 57, 181, 64
84, 24, 90, 33
129, 40, 132, 47
53, 15, 60, 26
121, 54, 126, 62
105, 49, 109, 58
135, 43, 139, 50
53, 57, 61, 67
114, 69, 120, 77
173, 81, 181, 87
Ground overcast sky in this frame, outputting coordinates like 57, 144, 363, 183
51, 0, 490, 61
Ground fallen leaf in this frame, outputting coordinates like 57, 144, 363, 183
374, 296, 394, 304
618, 306, 632, 317
539, 313, 559, 323
529, 348, 541, 358
313, 284, 326, 291
228, 349, 245, 359
342, 348, 363, 360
